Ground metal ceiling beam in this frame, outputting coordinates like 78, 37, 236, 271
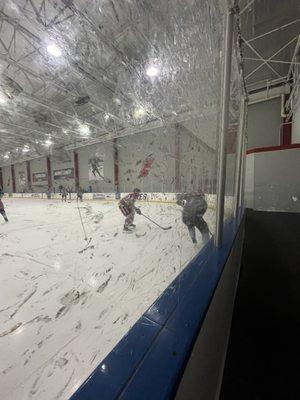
0, 119, 63, 142
243, 36, 286, 80
0, 8, 120, 102
0, 51, 127, 128
64, 107, 197, 151
246, 76, 287, 91
18, 93, 106, 132
247, 18, 300, 43
0, 10, 41, 44
239, 0, 255, 16
244, 57, 300, 65
286, 35, 300, 82
245, 35, 299, 81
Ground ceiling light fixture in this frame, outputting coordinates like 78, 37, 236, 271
79, 124, 90, 136
113, 98, 121, 106
146, 65, 160, 77
45, 139, 53, 146
47, 43, 62, 57
134, 106, 146, 119
4, 154, 9, 159
22, 146, 30, 153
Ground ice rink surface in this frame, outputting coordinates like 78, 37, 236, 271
0, 198, 215, 400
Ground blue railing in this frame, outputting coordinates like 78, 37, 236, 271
70, 215, 241, 400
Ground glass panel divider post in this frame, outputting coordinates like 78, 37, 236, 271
234, 97, 246, 222
215, 8, 235, 248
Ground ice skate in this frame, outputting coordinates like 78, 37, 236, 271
123, 225, 134, 233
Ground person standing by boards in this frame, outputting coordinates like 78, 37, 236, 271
77, 187, 83, 202
0, 189, 8, 222
119, 188, 141, 232
61, 187, 67, 202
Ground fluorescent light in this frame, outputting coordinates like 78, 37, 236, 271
45, 139, 53, 146
47, 43, 62, 57
79, 124, 90, 136
146, 65, 159, 77
113, 98, 121, 105
134, 106, 146, 119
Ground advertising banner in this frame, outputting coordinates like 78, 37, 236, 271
53, 168, 74, 180
32, 172, 47, 183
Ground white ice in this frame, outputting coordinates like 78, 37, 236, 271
0, 198, 215, 400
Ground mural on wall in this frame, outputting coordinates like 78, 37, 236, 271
32, 172, 47, 183
53, 168, 74, 180
89, 155, 111, 183
138, 154, 155, 178
18, 171, 26, 187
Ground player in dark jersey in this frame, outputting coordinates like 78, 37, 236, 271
77, 187, 83, 202
61, 187, 67, 202
177, 192, 209, 244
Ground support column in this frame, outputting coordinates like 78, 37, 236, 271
234, 98, 247, 220
74, 151, 80, 189
46, 156, 52, 189
0, 167, 3, 189
26, 160, 32, 192
175, 125, 181, 192
215, 9, 234, 248
113, 139, 119, 194
11, 164, 16, 193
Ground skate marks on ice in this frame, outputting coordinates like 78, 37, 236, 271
0, 198, 215, 400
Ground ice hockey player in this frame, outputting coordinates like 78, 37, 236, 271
0, 192, 8, 223
61, 187, 67, 202
176, 192, 209, 244
77, 186, 83, 202
119, 188, 141, 232
46, 187, 51, 199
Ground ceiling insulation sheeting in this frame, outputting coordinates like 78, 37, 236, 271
0, 0, 233, 166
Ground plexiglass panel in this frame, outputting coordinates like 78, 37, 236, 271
224, 25, 244, 221
0, 1, 236, 399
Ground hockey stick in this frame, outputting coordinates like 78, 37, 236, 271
140, 212, 172, 230
76, 196, 90, 242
